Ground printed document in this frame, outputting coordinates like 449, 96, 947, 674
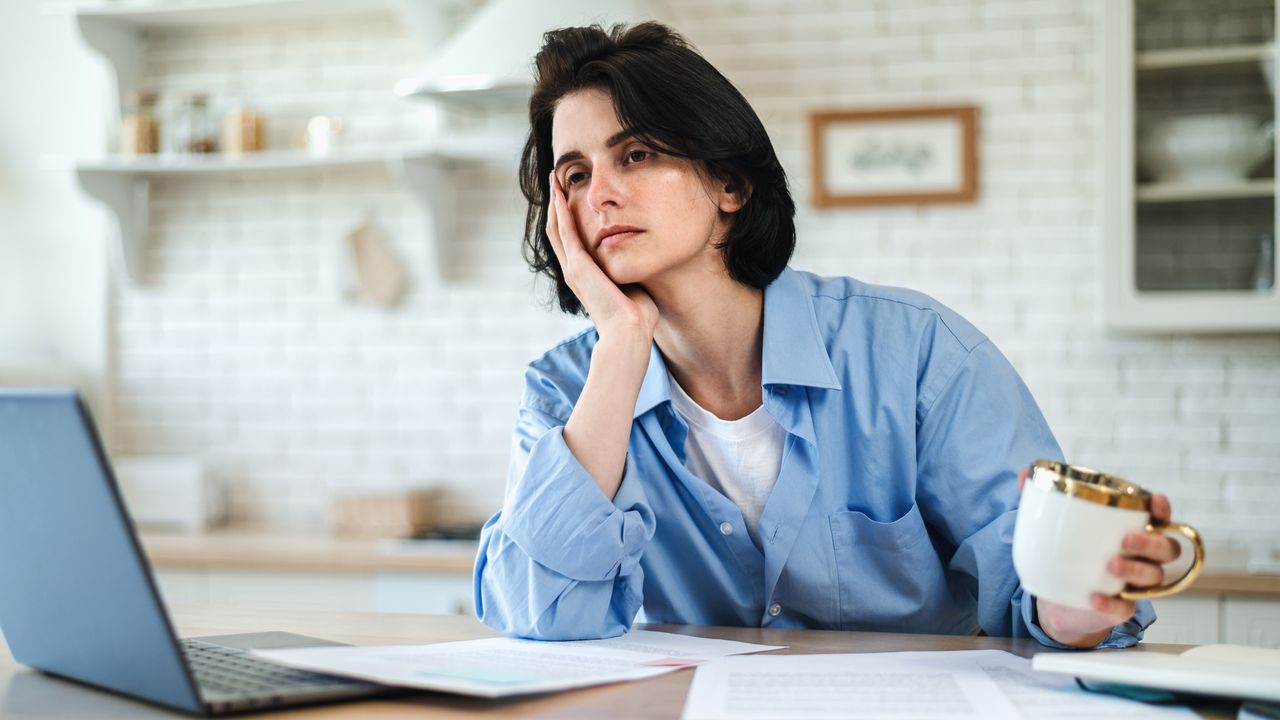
253, 630, 784, 699
681, 649, 1197, 719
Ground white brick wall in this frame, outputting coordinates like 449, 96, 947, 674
109, 0, 1280, 553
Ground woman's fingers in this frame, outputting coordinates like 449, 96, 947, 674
546, 171, 637, 328
550, 173, 587, 260
1108, 555, 1165, 587
1116, 493, 1180, 567
1122, 528, 1181, 563
545, 173, 568, 270
1089, 593, 1137, 626
1151, 493, 1172, 524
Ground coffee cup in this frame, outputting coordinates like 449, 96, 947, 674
1012, 459, 1205, 610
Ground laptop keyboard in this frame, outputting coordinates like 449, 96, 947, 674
182, 639, 357, 697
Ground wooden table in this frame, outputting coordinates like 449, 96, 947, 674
0, 604, 1242, 719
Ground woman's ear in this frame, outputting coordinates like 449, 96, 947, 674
717, 180, 750, 214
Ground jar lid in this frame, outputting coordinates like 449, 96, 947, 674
1028, 459, 1151, 511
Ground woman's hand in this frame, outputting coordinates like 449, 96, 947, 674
1017, 468, 1181, 648
546, 172, 659, 342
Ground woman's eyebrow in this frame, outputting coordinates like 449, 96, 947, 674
552, 129, 640, 172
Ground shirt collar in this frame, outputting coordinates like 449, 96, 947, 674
760, 267, 843, 391
631, 267, 842, 420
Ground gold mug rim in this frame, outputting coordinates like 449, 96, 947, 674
1029, 459, 1152, 511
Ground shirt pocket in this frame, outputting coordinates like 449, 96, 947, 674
828, 502, 947, 631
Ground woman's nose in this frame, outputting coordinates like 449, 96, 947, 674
586, 165, 624, 212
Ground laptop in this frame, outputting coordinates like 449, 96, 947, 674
0, 389, 395, 715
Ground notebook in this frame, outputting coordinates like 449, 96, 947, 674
1032, 644, 1280, 703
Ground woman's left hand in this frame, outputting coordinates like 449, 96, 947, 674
1017, 468, 1182, 647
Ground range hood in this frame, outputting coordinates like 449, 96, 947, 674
396, 0, 653, 99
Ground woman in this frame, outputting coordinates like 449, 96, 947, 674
474, 22, 1178, 647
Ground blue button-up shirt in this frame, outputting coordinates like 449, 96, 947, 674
474, 267, 1154, 647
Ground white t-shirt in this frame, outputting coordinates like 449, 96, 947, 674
667, 373, 787, 549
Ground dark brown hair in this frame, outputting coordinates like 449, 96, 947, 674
519, 22, 796, 315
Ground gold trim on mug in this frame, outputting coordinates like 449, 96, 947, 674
1029, 459, 1150, 511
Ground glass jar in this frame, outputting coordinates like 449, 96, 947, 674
171, 93, 216, 153
221, 99, 266, 154
1255, 232, 1276, 291
120, 91, 159, 155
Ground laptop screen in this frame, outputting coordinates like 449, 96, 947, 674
0, 390, 202, 714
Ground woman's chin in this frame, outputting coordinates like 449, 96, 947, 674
600, 260, 651, 287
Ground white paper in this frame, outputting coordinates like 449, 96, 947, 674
252, 630, 784, 699
682, 649, 1197, 720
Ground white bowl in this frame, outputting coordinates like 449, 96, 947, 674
1139, 114, 1273, 184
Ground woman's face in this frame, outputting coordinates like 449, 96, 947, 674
550, 89, 740, 286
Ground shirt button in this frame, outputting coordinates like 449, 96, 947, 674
768, 603, 782, 617
719, 522, 733, 536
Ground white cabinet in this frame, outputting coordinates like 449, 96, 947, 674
373, 571, 474, 615
154, 568, 474, 616
1098, 0, 1280, 331
1144, 594, 1280, 647
1143, 596, 1221, 645
1224, 596, 1280, 648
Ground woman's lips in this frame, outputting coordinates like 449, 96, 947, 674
599, 230, 642, 249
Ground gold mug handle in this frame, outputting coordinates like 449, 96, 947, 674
1118, 522, 1206, 601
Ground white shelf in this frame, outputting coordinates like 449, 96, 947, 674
76, 137, 521, 285
76, 139, 513, 176
1135, 179, 1276, 203
1104, 290, 1280, 333
1136, 43, 1274, 71
70, 0, 400, 29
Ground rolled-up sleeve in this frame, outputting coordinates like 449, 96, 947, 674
1021, 591, 1155, 649
915, 339, 1156, 648
473, 379, 656, 640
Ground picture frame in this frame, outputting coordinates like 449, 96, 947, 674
808, 105, 979, 208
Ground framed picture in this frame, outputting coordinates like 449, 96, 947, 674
809, 105, 978, 208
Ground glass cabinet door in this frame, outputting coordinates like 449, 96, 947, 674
1102, 0, 1280, 330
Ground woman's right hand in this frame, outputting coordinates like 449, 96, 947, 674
546, 171, 659, 342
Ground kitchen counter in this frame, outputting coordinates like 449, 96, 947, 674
1181, 547, 1280, 596
138, 529, 1280, 596
139, 527, 477, 574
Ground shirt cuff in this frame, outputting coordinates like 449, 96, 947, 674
1022, 593, 1156, 650
500, 426, 654, 582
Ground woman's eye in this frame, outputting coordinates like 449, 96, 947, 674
565, 171, 587, 187
626, 150, 652, 163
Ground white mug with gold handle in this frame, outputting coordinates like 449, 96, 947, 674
1013, 459, 1205, 610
